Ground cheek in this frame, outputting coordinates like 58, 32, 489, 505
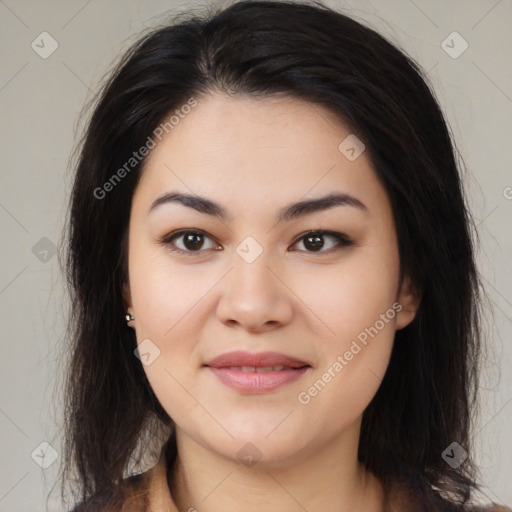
128, 257, 206, 424
291, 247, 399, 410
129, 249, 211, 338
294, 248, 399, 345
295, 287, 397, 434
128, 249, 205, 389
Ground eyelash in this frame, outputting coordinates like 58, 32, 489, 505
158, 229, 353, 256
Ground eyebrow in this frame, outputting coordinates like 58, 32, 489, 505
148, 191, 367, 222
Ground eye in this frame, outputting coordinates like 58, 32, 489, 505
290, 230, 353, 253
159, 229, 352, 256
159, 230, 220, 254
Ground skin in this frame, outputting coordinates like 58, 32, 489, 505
123, 92, 419, 512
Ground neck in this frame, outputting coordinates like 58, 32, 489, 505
168, 419, 385, 512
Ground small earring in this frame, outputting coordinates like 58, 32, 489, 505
125, 313, 135, 326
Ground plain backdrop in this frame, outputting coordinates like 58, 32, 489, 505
0, 1, 511, 511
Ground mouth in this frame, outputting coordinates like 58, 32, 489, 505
204, 350, 311, 369
214, 365, 307, 372
203, 351, 312, 393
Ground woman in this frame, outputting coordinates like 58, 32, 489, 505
60, 1, 510, 510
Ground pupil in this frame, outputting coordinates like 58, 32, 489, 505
184, 233, 203, 250
305, 234, 323, 251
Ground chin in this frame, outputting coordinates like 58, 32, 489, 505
198, 424, 311, 469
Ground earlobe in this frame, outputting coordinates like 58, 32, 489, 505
395, 277, 421, 330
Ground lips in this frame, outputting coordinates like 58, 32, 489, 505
204, 351, 311, 393
204, 351, 310, 370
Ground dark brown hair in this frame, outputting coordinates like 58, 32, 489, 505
59, 1, 483, 510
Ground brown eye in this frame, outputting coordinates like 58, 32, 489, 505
181, 232, 205, 251
160, 229, 352, 256
291, 230, 353, 253
302, 233, 324, 251
161, 230, 219, 254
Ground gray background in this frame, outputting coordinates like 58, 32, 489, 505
0, 0, 510, 510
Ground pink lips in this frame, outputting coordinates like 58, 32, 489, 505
204, 351, 311, 393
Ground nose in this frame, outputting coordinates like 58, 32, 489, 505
215, 249, 294, 333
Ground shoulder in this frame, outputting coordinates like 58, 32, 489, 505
69, 472, 149, 512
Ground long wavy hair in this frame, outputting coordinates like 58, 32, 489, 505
58, 1, 483, 510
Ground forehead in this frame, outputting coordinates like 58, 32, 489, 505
134, 92, 385, 216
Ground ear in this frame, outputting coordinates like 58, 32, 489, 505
395, 276, 421, 330
123, 282, 134, 316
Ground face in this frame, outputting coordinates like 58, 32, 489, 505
123, 92, 418, 466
